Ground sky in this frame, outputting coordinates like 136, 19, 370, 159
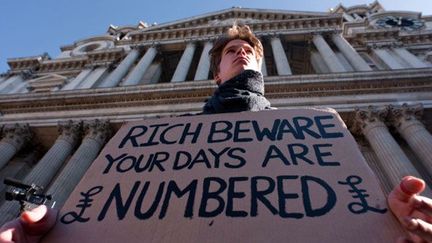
1, 0, 431, 73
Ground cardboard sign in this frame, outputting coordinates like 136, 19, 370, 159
42, 109, 403, 243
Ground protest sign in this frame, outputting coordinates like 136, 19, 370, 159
42, 108, 402, 243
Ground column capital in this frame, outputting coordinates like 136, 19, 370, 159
150, 42, 161, 49
85, 62, 113, 68
58, 120, 83, 146
270, 34, 280, 39
311, 30, 339, 38
1, 123, 32, 150
351, 106, 388, 135
19, 70, 33, 79
204, 39, 214, 44
83, 119, 111, 145
388, 103, 424, 127
368, 41, 403, 50
140, 44, 161, 57
183, 40, 196, 45
130, 45, 144, 51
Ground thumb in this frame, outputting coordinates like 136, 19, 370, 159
20, 205, 57, 236
21, 205, 48, 224
400, 176, 425, 196
390, 176, 426, 203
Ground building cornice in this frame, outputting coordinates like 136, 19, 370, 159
8, 48, 126, 75
347, 29, 432, 48
37, 56, 88, 74
141, 8, 331, 32
1, 68, 431, 121
125, 16, 343, 44
7, 54, 50, 73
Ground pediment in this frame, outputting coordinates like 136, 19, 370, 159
28, 74, 69, 92
140, 7, 330, 32
330, 1, 384, 14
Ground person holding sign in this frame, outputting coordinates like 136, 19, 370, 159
1, 24, 432, 243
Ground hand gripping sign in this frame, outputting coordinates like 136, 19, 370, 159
42, 108, 402, 243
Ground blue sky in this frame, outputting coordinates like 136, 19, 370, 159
1, 0, 431, 73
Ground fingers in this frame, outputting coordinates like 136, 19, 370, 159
0, 219, 20, 243
403, 217, 432, 242
0, 231, 14, 243
412, 196, 432, 216
390, 176, 426, 203
396, 237, 413, 243
20, 205, 58, 236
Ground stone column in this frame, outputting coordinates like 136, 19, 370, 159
46, 120, 111, 208
172, 42, 196, 82
261, 56, 268, 76
0, 151, 38, 224
7, 82, 28, 94
62, 68, 93, 90
98, 48, 140, 88
310, 51, 330, 73
270, 37, 292, 75
122, 46, 158, 86
25, 121, 82, 187
141, 62, 162, 84
332, 34, 372, 71
194, 41, 213, 80
353, 107, 430, 194
353, 13, 362, 20
0, 75, 25, 94
312, 34, 346, 73
389, 104, 432, 176
392, 48, 430, 68
342, 13, 355, 22
360, 146, 393, 194
0, 124, 32, 170
78, 66, 109, 89
372, 48, 405, 69
0, 121, 81, 223
335, 52, 354, 71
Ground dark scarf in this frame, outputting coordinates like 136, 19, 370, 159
202, 70, 272, 114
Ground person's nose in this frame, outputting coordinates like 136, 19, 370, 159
236, 47, 247, 57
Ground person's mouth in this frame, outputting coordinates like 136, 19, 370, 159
234, 57, 249, 64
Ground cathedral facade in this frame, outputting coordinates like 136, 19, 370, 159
1, 2, 432, 224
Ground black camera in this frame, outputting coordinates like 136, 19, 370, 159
4, 178, 52, 211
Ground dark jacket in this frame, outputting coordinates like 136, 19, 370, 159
202, 70, 273, 114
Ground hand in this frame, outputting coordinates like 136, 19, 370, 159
0, 205, 57, 243
388, 176, 432, 243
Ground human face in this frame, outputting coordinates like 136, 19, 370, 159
215, 39, 260, 85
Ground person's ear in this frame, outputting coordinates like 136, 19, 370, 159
214, 74, 221, 85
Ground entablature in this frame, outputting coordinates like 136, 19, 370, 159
85, 47, 125, 67
38, 56, 88, 73
8, 47, 126, 74
125, 16, 343, 44
1, 68, 431, 121
7, 54, 50, 73
347, 29, 432, 48
142, 8, 330, 32
27, 74, 69, 93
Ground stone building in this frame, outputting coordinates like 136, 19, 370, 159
1, 1, 432, 224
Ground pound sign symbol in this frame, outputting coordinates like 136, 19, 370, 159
338, 175, 387, 214
61, 186, 103, 224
